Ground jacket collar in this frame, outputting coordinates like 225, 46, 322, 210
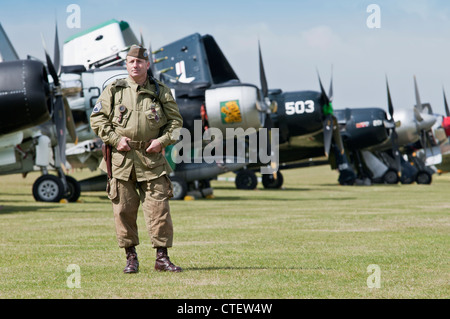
116, 76, 158, 100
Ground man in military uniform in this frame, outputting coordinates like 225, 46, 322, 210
90, 45, 183, 273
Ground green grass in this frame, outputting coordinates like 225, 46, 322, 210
0, 166, 449, 299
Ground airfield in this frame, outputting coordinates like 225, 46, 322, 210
0, 165, 448, 299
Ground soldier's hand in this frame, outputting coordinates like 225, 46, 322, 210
117, 137, 131, 151
146, 139, 162, 153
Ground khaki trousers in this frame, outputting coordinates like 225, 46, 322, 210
108, 169, 174, 249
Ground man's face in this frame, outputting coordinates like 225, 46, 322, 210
126, 56, 149, 79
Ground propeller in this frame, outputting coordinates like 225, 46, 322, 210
385, 76, 401, 177
413, 76, 426, 150
317, 68, 344, 157
257, 40, 278, 174
53, 23, 77, 145
258, 40, 268, 100
257, 40, 275, 126
41, 23, 77, 166
414, 76, 436, 151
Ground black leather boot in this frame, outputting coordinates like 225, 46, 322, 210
123, 246, 139, 274
155, 247, 182, 272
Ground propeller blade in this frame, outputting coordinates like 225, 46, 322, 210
391, 129, 401, 175
328, 65, 333, 103
317, 69, 333, 118
255, 40, 278, 178
258, 40, 268, 98
264, 111, 273, 130
63, 97, 78, 144
386, 76, 394, 119
331, 116, 344, 155
444, 88, 450, 117
41, 33, 59, 86
386, 77, 401, 177
414, 75, 423, 113
53, 95, 66, 165
323, 114, 333, 157
317, 70, 330, 106
54, 23, 60, 76
140, 29, 144, 47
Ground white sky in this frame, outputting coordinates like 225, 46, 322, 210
1, 0, 450, 114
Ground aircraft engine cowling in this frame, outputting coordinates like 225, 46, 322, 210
336, 108, 390, 150
204, 84, 262, 138
0, 60, 51, 134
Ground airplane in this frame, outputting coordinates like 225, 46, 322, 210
0, 22, 80, 203
413, 88, 450, 175
334, 77, 444, 185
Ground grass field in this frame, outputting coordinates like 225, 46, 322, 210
0, 166, 448, 299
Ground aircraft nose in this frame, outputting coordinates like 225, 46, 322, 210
417, 113, 436, 130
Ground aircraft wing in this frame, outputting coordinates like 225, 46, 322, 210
0, 23, 19, 62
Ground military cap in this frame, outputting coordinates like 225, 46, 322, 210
127, 45, 149, 60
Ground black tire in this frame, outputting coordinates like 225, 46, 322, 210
416, 171, 432, 185
64, 175, 81, 202
32, 174, 64, 202
235, 169, 258, 190
262, 171, 284, 189
169, 176, 188, 200
383, 169, 399, 184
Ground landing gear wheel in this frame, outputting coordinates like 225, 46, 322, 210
416, 171, 432, 184
64, 176, 81, 202
169, 176, 188, 200
235, 169, 257, 190
262, 171, 284, 189
33, 174, 64, 202
383, 169, 399, 184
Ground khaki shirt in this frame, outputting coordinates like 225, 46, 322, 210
90, 76, 183, 182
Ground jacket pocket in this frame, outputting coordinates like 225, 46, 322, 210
144, 102, 167, 129
143, 152, 165, 168
111, 150, 126, 167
